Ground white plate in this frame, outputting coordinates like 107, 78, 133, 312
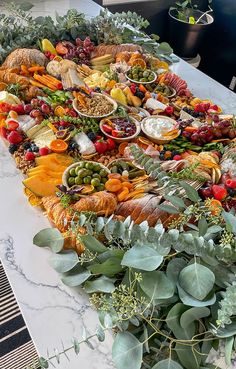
72, 92, 118, 119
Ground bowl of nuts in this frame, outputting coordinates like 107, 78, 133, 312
73, 93, 118, 119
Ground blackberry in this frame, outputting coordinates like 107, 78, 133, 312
8, 144, 18, 154
159, 150, 166, 160
23, 142, 31, 150
68, 141, 78, 150
87, 132, 97, 141
227, 188, 236, 197
135, 91, 145, 99
94, 87, 101, 93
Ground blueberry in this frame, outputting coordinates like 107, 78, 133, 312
8, 144, 18, 154
87, 132, 97, 141
94, 87, 101, 93
135, 91, 145, 99
27, 147, 33, 152
33, 146, 39, 152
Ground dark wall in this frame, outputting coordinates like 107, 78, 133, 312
104, 0, 236, 89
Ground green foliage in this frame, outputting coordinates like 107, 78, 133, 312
112, 332, 143, 369
217, 282, 236, 328
0, 4, 172, 64
33, 228, 64, 253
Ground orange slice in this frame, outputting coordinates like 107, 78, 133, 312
50, 139, 68, 153
54, 106, 66, 117
53, 55, 63, 62
118, 142, 128, 155
206, 199, 222, 216
130, 58, 147, 69
156, 61, 169, 70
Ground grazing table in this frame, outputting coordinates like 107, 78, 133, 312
0, 1, 236, 368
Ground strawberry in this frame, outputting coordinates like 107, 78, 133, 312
112, 129, 124, 138
7, 131, 23, 144
11, 104, 25, 115
94, 139, 108, 154
212, 185, 228, 201
25, 151, 35, 161
165, 106, 174, 115
0, 126, 9, 139
225, 179, 236, 189
102, 124, 112, 133
6, 120, 19, 131
173, 154, 182, 161
39, 147, 49, 156
106, 138, 116, 150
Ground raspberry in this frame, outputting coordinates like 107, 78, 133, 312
173, 154, 182, 161
39, 147, 49, 156
0, 126, 9, 139
25, 151, 35, 161
7, 131, 23, 144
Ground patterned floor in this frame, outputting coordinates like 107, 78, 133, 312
0, 261, 39, 369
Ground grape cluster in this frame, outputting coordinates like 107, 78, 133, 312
183, 107, 205, 118
190, 119, 236, 146
62, 37, 95, 65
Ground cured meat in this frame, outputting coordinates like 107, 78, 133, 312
163, 72, 192, 97
92, 44, 142, 58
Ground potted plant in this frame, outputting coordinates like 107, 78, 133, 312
168, 0, 214, 58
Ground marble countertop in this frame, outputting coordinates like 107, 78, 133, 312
0, 1, 236, 368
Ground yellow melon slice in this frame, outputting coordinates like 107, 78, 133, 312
23, 175, 61, 197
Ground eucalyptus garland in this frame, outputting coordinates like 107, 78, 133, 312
0, 2, 173, 64
33, 194, 236, 369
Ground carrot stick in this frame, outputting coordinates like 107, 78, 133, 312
28, 66, 45, 73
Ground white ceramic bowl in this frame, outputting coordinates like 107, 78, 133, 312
100, 115, 141, 143
125, 71, 157, 85
141, 115, 180, 144
72, 93, 118, 119
62, 161, 110, 189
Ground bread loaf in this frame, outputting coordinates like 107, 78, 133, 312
2, 48, 47, 68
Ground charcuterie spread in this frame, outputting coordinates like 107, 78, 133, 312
1, 6, 236, 369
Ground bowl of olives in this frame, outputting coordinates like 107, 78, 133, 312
62, 161, 110, 191
126, 66, 157, 84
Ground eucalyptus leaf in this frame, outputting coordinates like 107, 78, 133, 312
216, 320, 236, 338
79, 234, 107, 253
152, 358, 183, 369
61, 265, 91, 287
180, 181, 201, 202
38, 357, 49, 369
180, 307, 210, 329
33, 228, 64, 253
179, 263, 215, 301
84, 276, 115, 293
166, 258, 187, 285
198, 218, 208, 236
166, 303, 194, 339
96, 325, 105, 342
158, 204, 179, 214
48, 250, 78, 273
112, 332, 143, 369
222, 211, 236, 234
19, 2, 34, 11
177, 284, 216, 307
95, 217, 105, 233
88, 257, 123, 276
165, 195, 186, 209
140, 271, 175, 300
225, 336, 234, 365
175, 343, 201, 369
121, 245, 163, 271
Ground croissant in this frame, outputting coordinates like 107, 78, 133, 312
0, 70, 29, 87
73, 191, 117, 216
42, 191, 117, 232
2, 48, 47, 68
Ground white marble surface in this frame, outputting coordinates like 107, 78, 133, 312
0, 1, 236, 368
